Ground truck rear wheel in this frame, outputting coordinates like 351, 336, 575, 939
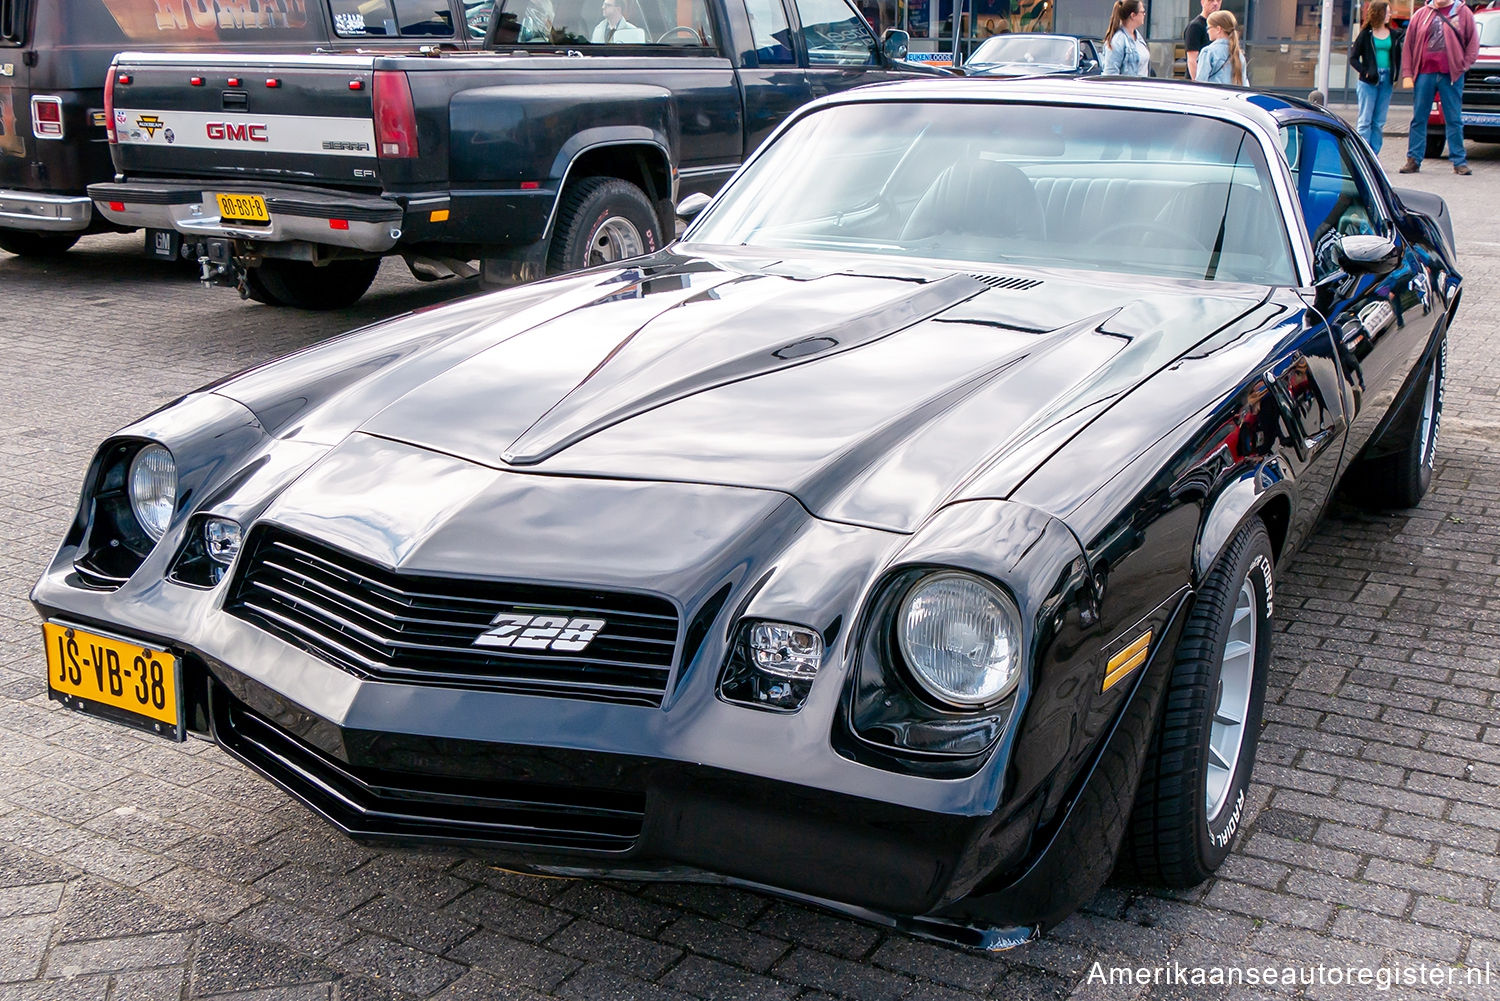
243, 258, 381, 310
547, 178, 662, 275
1426, 132, 1445, 158
0, 231, 81, 258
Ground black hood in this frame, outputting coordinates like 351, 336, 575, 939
231, 251, 1268, 531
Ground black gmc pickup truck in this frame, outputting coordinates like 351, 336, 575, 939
0, 0, 492, 260
92, 0, 933, 308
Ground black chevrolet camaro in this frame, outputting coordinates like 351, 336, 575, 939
34, 79, 1460, 950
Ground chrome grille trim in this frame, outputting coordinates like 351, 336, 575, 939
225, 527, 680, 707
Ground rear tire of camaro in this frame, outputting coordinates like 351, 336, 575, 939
1425, 133, 1446, 159
0, 230, 81, 258
243, 258, 381, 310
1119, 519, 1274, 888
1351, 335, 1444, 510
547, 177, 662, 275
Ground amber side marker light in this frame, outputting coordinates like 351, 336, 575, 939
1102, 630, 1152, 692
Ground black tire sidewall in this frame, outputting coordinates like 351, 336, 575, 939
550, 179, 662, 275
1195, 535, 1274, 868
250, 258, 380, 310
0, 230, 81, 257
1403, 335, 1444, 501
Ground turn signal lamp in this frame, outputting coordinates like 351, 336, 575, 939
720, 621, 824, 712
168, 517, 243, 588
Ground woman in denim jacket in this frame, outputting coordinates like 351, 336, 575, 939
1194, 9, 1246, 84
1103, 0, 1151, 76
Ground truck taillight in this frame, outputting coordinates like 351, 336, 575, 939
31, 96, 64, 140
372, 71, 417, 159
104, 71, 117, 143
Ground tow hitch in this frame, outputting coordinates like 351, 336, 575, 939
195, 238, 245, 293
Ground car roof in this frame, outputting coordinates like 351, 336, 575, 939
819, 75, 1345, 135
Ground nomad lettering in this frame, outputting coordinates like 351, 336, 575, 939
153, 0, 310, 30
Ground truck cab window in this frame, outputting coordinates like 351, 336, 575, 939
330, 0, 457, 37
793, 0, 875, 65
743, 0, 794, 62
493, 0, 716, 44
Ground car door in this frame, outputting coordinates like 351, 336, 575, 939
734, 0, 812, 153
788, 0, 888, 98
1284, 122, 1437, 467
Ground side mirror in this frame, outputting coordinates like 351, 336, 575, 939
1080, 58, 1100, 74
676, 192, 712, 221
881, 28, 909, 62
1335, 234, 1400, 276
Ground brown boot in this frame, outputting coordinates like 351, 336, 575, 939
1399, 157, 1421, 173
1454, 163, 1473, 175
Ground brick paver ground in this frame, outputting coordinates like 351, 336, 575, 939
1, 139, 1497, 1001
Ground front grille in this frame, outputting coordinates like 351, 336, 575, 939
1464, 67, 1500, 106
224, 527, 680, 707
214, 690, 644, 851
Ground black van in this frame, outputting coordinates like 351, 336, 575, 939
0, 0, 492, 257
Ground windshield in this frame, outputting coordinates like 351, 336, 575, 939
686, 102, 1296, 285
1479, 13, 1500, 46
968, 35, 1076, 67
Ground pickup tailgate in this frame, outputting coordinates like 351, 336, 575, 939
109, 53, 381, 189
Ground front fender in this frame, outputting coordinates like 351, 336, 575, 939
1194, 462, 1294, 583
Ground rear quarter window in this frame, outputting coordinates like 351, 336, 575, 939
1, 0, 26, 44
331, 0, 457, 36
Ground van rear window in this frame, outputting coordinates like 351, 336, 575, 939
1, 0, 27, 44
330, 0, 457, 35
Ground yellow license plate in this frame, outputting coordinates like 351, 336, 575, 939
43, 622, 183, 738
215, 192, 270, 224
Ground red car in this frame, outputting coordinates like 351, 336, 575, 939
1424, 6, 1500, 156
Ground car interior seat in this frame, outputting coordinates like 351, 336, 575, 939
900, 158, 1047, 243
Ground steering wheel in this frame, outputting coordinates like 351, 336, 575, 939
656, 25, 702, 43
1094, 220, 1212, 253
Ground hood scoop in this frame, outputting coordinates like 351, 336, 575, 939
500, 271, 988, 465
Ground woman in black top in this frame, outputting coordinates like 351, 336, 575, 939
1348, 0, 1405, 152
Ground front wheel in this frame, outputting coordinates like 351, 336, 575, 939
242, 257, 381, 310
547, 178, 663, 276
1426, 132, 1446, 158
0, 230, 81, 258
1119, 519, 1274, 887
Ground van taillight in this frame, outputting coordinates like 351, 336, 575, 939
31, 96, 64, 139
372, 71, 417, 159
104, 72, 117, 143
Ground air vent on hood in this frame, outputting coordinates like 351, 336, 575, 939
966, 274, 1043, 291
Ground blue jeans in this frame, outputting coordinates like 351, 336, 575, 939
1356, 69, 1393, 152
1407, 70, 1467, 166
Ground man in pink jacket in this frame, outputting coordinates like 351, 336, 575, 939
1399, 0, 1480, 174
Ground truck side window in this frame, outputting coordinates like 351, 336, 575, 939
329, 0, 457, 37
743, 0, 795, 63
792, 0, 875, 65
